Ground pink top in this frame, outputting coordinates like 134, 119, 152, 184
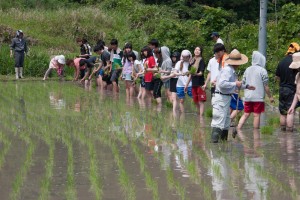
74, 58, 82, 68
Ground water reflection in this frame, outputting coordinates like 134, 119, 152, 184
243, 129, 268, 200
49, 92, 66, 110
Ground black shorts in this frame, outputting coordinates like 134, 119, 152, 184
80, 69, 85, 79
145, 81, 154, 91
279, 86, 295, 115
153, 78, 163, 99
140, 77, 146, 88
170, 78, 178, 93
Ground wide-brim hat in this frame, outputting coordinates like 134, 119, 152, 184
225, 49, 248, 65
289, 52, 300, 69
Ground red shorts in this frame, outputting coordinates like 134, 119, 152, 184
192, 86, 206, 103
244, 102, 265, 113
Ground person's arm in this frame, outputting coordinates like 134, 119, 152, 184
196, 59, 205, 76
74, 66, 79, 81
80, 68, 90, 82
264, 84, 275, 103
203, 72, 210, 90
288, 94, 298, 114
10, 39, 15, 58
184, 76, 192, 92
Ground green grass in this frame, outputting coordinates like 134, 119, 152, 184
260, 126, 274, 135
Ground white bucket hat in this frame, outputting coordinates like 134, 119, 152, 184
289, 52, 300, 69
57, 55, 65, 65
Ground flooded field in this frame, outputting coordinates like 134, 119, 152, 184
0, 81, 299, 200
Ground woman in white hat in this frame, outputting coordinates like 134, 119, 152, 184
43, 55, 66, 80
287, 52, 300, 130
173, 50, 193, 113
211, 49, 255, 143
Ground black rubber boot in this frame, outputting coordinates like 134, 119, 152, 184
220, 129, 228, 141
211, 127, 221, 143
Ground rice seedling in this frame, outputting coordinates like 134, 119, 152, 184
267, 116, 280, 127
260, 126, 274, 135
10, 134, 36, 200
131, 143, 159, 200
0, 132, 11, 170
204, 107, 213, 118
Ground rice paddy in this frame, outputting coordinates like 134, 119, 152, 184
0, 81, 299, 200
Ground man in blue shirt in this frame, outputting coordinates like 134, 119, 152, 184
211, 49, 255, 143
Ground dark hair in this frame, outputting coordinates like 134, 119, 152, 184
213, 43, 226, 53
66, 59, 74, 66
148, 39, 159, 48
93, 45, 101, 52
124, 42, 132, 50
194, 46, 203, 57
79, 59, 86, 67
96, 39, 105, 46
127, 51, 136, 61
141, 46, 153, 58
82, 38, 88, 44
171, 51, 181, 63
110, 39, 118, 46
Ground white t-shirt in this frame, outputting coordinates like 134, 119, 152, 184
207, 57, 221, 84
133, 60, 143, 77
175, 61, 192, 87
217, 38, 224, 44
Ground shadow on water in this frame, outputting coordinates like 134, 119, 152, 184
0, 81, 299, 200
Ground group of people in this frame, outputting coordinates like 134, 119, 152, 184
9, 30, 300, 143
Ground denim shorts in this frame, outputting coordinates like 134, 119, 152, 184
98, 69, 104, 76
176, 86, 192, 99
122, 73, 133, 81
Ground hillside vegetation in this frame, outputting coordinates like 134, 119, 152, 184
0, 0, 300, 93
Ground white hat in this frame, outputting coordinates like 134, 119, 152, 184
181, 50, 192, 57
57, 55, 65, 65
289, 52, 300, 69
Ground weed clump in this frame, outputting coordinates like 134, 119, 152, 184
204, 107, 213, 118
260, 126, 274, 135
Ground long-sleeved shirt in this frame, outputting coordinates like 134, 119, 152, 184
216, 65, 237, 94
10, 37, 28, 52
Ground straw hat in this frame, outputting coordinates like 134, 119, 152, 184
225, 49, 248, 65
289, 52, 300, 69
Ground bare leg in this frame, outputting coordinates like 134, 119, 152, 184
97, 76, 103, 87
253, 113, 261, 129
43, 68, 53, 80
286, 113, 294, 131
280, 114, 287, 130
172, 92, 177, 116
130, 83, 135, 97
237, 112, 251, 129
179, 99, 185, 113
199, 101, 205, 117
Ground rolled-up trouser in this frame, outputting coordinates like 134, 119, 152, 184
211, 93, 231, 130
14, 51, 25, 68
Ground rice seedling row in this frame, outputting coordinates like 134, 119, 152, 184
0, 131, 12, 170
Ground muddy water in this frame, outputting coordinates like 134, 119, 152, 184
0, 81, 299, 200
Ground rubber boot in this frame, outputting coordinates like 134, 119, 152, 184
211, 127, 221, 143
220, 129, 228, 141
19, 67, 24, 79
15, 68, 19, 79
